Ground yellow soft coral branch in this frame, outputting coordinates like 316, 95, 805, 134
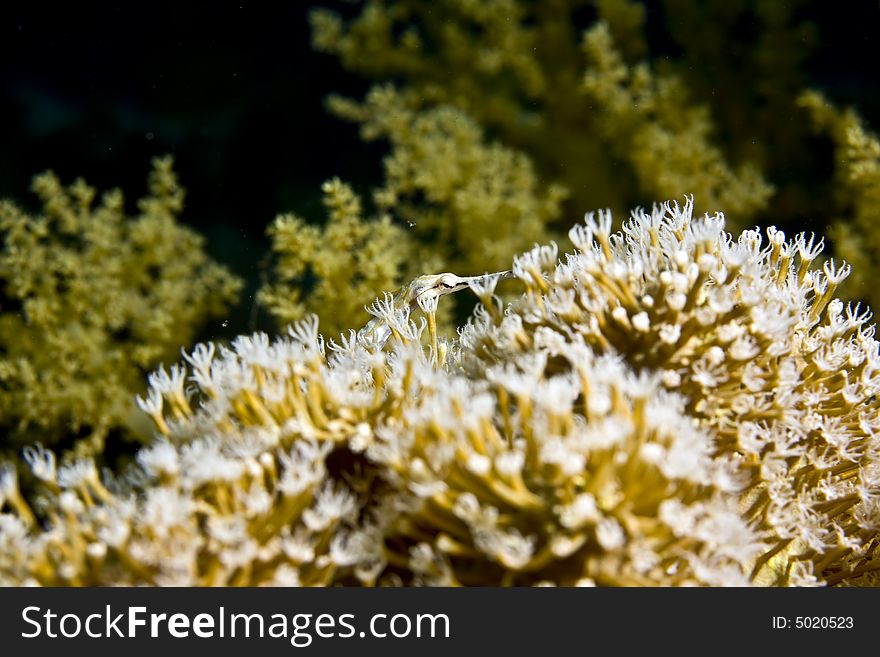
310, 1, 773, 227
0, 157, 242, 457
258, 178, 411, 337
799, 91, 880, 308
581, 22, 773, 227
328, 87, 567, 273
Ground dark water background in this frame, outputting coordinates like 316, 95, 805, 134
2, 1, 879, 340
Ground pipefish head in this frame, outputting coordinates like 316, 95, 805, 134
409, 270, 517, 312
409, 273, 469, 305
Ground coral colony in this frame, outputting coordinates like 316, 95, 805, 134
2, 200, 879, 586
2, 3, 880, 586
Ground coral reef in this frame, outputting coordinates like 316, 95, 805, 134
3, 199, 877, 586
0, 157, 242, 458
3, 0, 880, 590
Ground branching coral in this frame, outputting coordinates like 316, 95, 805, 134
0, 157, 242, 457
4, 198, 877, 586
328, 86, 567, 273
799, 91, 880, 309
258, 177, 411, 337
311, 1, 772, 228
581, 23, 773, 222
261, 88, 565, 332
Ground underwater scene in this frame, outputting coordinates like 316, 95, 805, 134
1, 1, 880, 586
